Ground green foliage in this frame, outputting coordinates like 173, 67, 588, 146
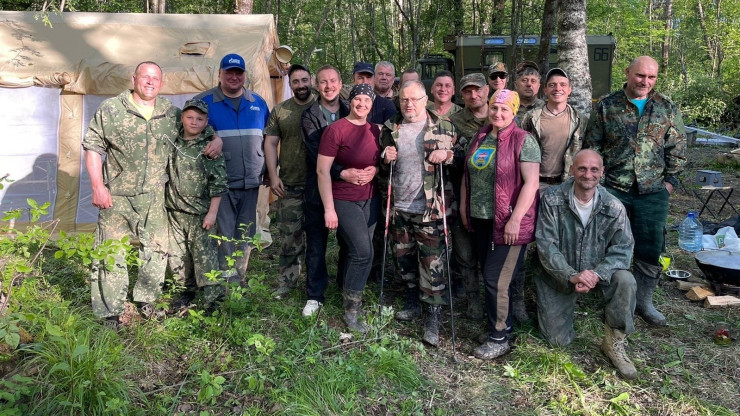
663, 75, 733, 127
196, 370, 226, 405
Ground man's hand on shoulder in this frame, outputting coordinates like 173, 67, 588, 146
203, 134, 223, 159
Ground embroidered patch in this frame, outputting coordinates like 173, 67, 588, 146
470, 146, 496, 169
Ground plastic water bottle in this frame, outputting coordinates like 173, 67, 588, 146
678, 211, 703, 252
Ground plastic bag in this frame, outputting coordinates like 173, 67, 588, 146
702, 226, 740, 251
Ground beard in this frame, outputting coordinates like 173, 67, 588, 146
294, 87, 312, 101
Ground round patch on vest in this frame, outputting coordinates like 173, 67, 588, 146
471, 146, 496, 170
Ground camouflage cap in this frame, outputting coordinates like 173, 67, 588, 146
515, 61, 539, 75
460, 73, 487, 91
488, 62, 508, 76
183, 98, 209, 114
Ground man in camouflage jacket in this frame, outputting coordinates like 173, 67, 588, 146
584, 56, 686, 327
166, 99, 228, 308
83, 62, 178, 323
380, 80, 456, 346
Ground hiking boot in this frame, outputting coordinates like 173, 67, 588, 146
273, 285, 293, 300
302, 300, 323, 317
394, 287, 421, 321
423, 305, 442, 346
103, 315, 122, 331
343, 290, 369, 333
466, 292, 484, 320
601, 324, 637, 380
473, 339, 511, 360
203, 285, 225, 311
511, 298, 531, 324
634, 261, 666, 326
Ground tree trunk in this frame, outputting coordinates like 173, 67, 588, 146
304, 0, 334, 64
661, 0, 673, 76
453, 0, 464, 35
537, 0, 558, 77
557, 0, 591, 116
696, 0, 714, 77
235, 0, 253, 14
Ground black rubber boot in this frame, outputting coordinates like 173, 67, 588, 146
422, 305, 442, 346
634, 260, 666, 326
394, 286, 421, 321
343, 289, 369, 333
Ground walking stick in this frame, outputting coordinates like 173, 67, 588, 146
378, 161, 394, 317
438, 162, 458, 364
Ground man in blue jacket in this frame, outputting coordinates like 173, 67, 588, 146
195, 53, 270, 280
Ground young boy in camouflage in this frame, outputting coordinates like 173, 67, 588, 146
166, 99, 228, 308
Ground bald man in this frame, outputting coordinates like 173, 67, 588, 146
584, 56, 686, 327
535, 149, 638, 380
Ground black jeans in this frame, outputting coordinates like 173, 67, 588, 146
304, 199, 348, 302
335, 197, 379, 292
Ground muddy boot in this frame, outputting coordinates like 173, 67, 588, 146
343, 290, 369, 333
394, 286, 421, 321
203, 284, 225, 311
466, 291, 484, 320
235, 245, 252, 280
422, 305, 442, 346
634, 261, 666, 327
601, 324, 637, 380
510, 274, 531, 324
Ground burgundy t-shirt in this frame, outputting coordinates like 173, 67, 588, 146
319, 118, 381, 201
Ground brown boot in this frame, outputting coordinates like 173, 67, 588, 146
342, 290, 369, 333
601, 324, 637, 380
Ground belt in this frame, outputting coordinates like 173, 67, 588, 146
539, 176, 562, 185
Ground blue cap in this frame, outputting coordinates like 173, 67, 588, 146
353, 62, 374, 75
220, 53, 246, 71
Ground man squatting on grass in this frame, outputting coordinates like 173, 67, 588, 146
83, 61, 221, 326
535, 149, 638, 380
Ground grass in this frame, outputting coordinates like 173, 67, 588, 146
1, 144, 740, 414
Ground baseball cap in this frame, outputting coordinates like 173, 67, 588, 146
220, 53, 246, 71
515, 61, 539, 74
459, 73, 487, 90
488, 62, 508, 76
545, 67, 569, 83
353, 62, 374, 75
182, 98, 209, 114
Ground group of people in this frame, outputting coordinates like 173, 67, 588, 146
84, 52, 686, 380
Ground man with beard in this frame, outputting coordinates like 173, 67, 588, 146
514, 61, 544, 119
374, 61, 396, 99
300, 65, 353, 316
265, 64, 316, 298
535, 149, 638, 380
380, 80, 457, 346
195, 53, 270, 281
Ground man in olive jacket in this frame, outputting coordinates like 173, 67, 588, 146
535, 150, 638, 380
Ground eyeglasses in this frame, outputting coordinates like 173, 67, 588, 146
400, 96, 427, 104
490, 73, 507, 80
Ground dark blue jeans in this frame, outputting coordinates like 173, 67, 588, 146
335, 197, 379, 292
304, 199, 348, 302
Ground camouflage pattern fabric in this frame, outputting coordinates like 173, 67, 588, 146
515, 98, 544, 121
392, 211, 448, 305
379, 110, 457, 223
426, 101, 463, 121
449, 107, 488, 145
165, 128, 227, 216
90, 193, 169, 318
583, 88, 687, 194
167, 210, 222, 289
84, 91, 180, 319
276, 187, 305, 288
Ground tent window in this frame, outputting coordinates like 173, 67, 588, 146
179, 42, 212, 56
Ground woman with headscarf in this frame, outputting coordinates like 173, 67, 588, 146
460, 89, 541, 360
317, 84, 381, 333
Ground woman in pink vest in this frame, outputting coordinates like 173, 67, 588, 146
460, 89, 541, 360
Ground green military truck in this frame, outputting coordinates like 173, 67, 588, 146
419, 34, 615, 102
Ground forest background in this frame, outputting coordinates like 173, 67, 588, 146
2, 0, 738, 130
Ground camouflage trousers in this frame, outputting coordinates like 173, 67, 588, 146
90, 192, 168, 319
451, 215, 479, 294
276, 186, 305, 288
534, 269, 636, 347
392, 210, 448, 305
167, 210, 222, 290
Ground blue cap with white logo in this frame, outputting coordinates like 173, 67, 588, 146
220, 53, 246, 71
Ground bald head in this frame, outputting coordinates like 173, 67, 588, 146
625, 56, 658, 100
573, 149, 603, 167
571, 149, 604, 193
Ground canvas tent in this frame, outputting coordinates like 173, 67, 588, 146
0, 11, 284, 232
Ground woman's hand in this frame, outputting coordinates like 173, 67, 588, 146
503, 217, 521, 245
324, 209, 338, 230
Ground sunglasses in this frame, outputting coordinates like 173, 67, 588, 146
490, 73, 507, 80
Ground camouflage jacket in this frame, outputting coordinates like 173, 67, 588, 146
165, 128, 228, 216
520, 103, 587, 182
83, 90, 180, 196
448, 107, 489, 201
583, 88, 687, 194
516, 97, 545, 121
380, 110, 457, 222
536, 179, 634, 293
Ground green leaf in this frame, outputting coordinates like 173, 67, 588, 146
609, 392, 630, 403
72, 344, 89, 359
45, 322, 64, 337
5, 332, 20, 348
49, 362, 71, 374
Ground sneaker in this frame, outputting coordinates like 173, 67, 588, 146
474, 340, 511, 360
302, 300, 323, 317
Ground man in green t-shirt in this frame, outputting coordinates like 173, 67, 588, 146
264, 64, 316, 298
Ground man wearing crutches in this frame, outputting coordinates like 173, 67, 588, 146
380, 80, 457, 346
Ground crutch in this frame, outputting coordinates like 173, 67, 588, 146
378, 161, 394, 317
438, 162, 458, 364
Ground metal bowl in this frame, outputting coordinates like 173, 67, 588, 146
666, 269, 691, 280
695, 250, 740, 286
